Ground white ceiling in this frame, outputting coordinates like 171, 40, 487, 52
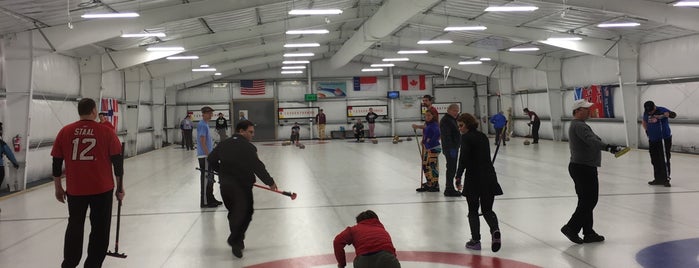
1, 0, 698, 85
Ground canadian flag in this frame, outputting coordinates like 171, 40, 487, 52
401, 75, 426, 90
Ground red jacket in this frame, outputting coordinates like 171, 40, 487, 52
333, 218, 396, 267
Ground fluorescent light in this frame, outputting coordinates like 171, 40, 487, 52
284, 43, 321, 48
282, 66, 307, 69
479, 57, 491, 61
166, 56, 199, 60
546, 37, 582, 41
370, 63, 395, 67
597, 22, 641, 28
192, 68, 217, 72
282, 60, 310, 64
289, 9, 343, 15
397, 50, 428, 54
146, 46, 184, 52
484, 6, 538, 12
286, 29, 330, 35
121, 33, 166, 38
281, 70, 304, 74
283, 53, 315, 57
200, 64, 209, 68
417, 40, 453, 44
508, 47, 540, 52
458, 61, 482, 65
361, 68, 383, 72
444, 26, 487, 31
81, 12, 140, 18
382, 58, 410, 62
214, 73, 222, 76
673, 1, 699, 6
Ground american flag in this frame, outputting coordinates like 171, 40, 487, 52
240, 80, 266, 95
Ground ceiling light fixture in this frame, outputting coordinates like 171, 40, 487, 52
458, 61, 483, 65
81, 12, 140, 18
444, 26, 487, 31
282, 66, 307, 69
284, 43, 321, 48
370, 63, 395, 67
121, 33, 166, 38
192, 68, 217, 72
417, 40, 453, 44
397, 50, 428, 54
597, 22, 641, 28
283, 53, 315, 57
282, 60, 310, 64
673, 1, 699, 6
285, 29, 330, 35
361, 68, 383, 72
508, 47, 540, 52
382, 58, 410, 62
484, 6, 538, 12
200, 64, 209, 68
214, 73, 222, 76
281, 70, 304, 74
288, 9, 343, 15
546, 37, 582, 41
480, 57, 492, 61
147, 46, 185, 52
166, 56, 199, 60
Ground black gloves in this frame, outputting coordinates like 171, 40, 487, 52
13, 163, 19, 169
669, 111, 677, 118
606, 144, 622, 154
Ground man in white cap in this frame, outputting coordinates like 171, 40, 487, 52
561, 99, 625, 245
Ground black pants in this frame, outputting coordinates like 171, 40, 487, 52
220, 182, 254, 248
62, 190, 113, 268
649, 137, 672, 181
183, 130, 194, 150
466, 194, 499, 241
0, 167, 4, 190
531, 121, 540, 143
494, 127, 506, 145
566, 163, 598, 235
354, 130, 364, 141
353, 250, 401, 268
443, 148, 458, 190
198, 158, 217, 206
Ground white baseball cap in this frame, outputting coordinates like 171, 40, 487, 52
572, 99, 593, 111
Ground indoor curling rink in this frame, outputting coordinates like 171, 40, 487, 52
1, 137, 699, 268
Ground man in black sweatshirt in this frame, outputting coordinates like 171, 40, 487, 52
208, 120, 278, 258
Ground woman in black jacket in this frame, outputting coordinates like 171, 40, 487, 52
455, 113, 503, 252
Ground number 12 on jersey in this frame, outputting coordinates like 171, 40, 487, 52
72, 138, 96, 161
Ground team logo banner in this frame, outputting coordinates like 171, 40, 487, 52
574, 85, 614, 118
316, 81, 347, 98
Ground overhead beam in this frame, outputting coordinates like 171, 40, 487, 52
329, 0, 440, 68
41, 0, 287, 52
411, 13, 619, 58
108, 10, 362, 70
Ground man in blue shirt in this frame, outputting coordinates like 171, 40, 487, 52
490, 111, 507, 146
198, 106, 222, 207
642, 101, 674, 187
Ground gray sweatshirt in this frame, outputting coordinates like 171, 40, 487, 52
569, 119, 607, 167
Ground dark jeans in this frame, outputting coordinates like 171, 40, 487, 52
649, 137, 672, 181
531, 121, 540, 143
183, 129, 194, 150
198, 158, 216, 206
354, 130, 364, 141
443, 148, 458, 190
220, 182, 254, 248
494, 127, 506, 145
0, 167, 4, 190
566, 163, 599, 235
353, 250, 401, 268
62, 190, 113, 268
466, 194, 499, 241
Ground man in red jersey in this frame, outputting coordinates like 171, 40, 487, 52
333, 210, 400, 268
51, 98, 124, 268
98, 112, 116, 133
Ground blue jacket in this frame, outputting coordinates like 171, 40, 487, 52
422, 121, 441, 150
490, 113, 507, 129
0, 140, 19, 167
643, 106, 672, 142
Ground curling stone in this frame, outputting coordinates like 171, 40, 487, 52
371, 139, 378, 144
407, 137, 412, 141
392, 140, 398, 144
299, 144, 305, 149
282, 141, 292, 146
523, 140, 531, 145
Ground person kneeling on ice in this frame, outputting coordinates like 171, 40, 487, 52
352, 119, 365, 142
333, 210, 400, 268
455, 113, 503, 252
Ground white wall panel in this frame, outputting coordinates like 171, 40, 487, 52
29, 100, 78, 143
512, 68, 548, 90
138, 105, 153, 129
137, 132, 153, 154
139, 80, 152, 102
513, 92, 550, 118
32, 54, 79, 95
278, 81, 308, 101
25, 147, 51, 184
562, 55, 618, 88
102, 70, 123, 99
640, 82, 699, 118
177, 85, 230, 103
640, 35, 699, 80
